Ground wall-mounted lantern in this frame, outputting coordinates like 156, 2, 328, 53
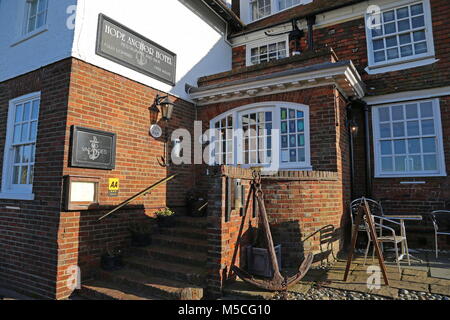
152, 94, 175, 167
155, 95, 175, 122
349, 119, 359, 137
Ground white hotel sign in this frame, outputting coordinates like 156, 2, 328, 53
96, 14, 177, 86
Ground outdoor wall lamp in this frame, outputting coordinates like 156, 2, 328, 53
153, 95, 175, 168
349, 119, 359, 137
155, 94, 175, 122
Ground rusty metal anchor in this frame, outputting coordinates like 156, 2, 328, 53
232, 169, 313, 292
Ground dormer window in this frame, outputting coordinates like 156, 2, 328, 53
250, 0, 272, 21
246, 0, 313, 23
25, 0, 48, 34
278, 0, 302, 11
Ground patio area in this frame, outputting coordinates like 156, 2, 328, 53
224, 250, 450, 300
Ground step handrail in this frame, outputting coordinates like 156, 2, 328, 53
98, 174, 179, 221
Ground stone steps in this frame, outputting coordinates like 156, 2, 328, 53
128, 246, 207, 268
80, 280, 158, 300
126, 255, 206, 286
152, 234, 209, 252
96, 268, 204, 300
78, 217, 208, 300
174, 216, 208, 229
158, 226, 207, 240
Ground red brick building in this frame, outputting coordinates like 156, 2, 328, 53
0, 0, 448, 299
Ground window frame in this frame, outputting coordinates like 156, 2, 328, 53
245, 35, 289, 66
247, 0, 313, 23
372, 98, 446, 178
0, 92, 41, 200
364, 0, 435, 72
209, 102, 312, 171
24, 0, 48, 35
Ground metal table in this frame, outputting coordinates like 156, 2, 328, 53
383, 214, 423, 263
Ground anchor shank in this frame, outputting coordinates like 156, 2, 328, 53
256, 196, 283, 280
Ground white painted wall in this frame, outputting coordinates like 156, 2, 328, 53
72, 0, 232, 100
0, 0, 232, 101
0, 0, 77, 82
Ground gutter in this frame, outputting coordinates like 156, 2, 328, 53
230, 0, 367, 39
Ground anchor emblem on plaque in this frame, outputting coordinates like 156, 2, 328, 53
135, 50, 148, 66
82, 136, 107, 161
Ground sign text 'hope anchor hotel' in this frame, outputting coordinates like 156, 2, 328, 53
96, 14, 177, 86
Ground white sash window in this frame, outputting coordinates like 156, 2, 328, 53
372, 99, 446, 178
0, 92, 40, 200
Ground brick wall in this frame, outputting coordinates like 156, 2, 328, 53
204, 166, 346, 297
202, 48, 337, 87
55, 58, 197, 299
197, 85, 352, 294
204, 166, 258, 298
262, 171, 343, 267
0, 57, 198, 299
0, 59, 71, 299
230, 0, 450, 96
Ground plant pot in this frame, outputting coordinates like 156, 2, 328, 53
100, 254, 124, 271
157, 215, 176, 228
186, 199, 208, 217
246, 245, 282, 278
130, 233, 152, 247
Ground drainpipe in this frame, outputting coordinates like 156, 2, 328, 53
347, 102, 356, 200
306, 15, 316, 51
363, 101, 373, 197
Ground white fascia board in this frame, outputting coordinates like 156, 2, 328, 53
191, 63, 365, 105
364, 86, 450, 105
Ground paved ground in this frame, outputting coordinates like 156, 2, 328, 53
225, 250, 450, 300
311, 250, 450, 299
2, 251, 449, 300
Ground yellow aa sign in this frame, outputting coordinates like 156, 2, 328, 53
109, 178, 119, 190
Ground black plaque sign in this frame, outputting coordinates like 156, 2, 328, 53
71, 126, 116, 170
96, 14, 177, 86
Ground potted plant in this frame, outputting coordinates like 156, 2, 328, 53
246, 228, 282, 278
129, 221, 152, 247
186, 190, 208, 217
100, 245, 124, 271
155, 207, 176, 228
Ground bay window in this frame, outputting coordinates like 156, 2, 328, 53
210, 102, 311, 170
0, 92, 40, 200
372, 99, 446, 178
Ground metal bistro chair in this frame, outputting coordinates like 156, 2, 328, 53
430, 210, 450, 258
363, 200, 410, 273
350, 197, 384, 237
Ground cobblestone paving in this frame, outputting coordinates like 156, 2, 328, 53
274, 250, 450, 300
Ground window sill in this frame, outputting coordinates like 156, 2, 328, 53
365, 57, 438, 75
10, 25, 49, 47
0, 192, 35, 201
375, 172, 447, 179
